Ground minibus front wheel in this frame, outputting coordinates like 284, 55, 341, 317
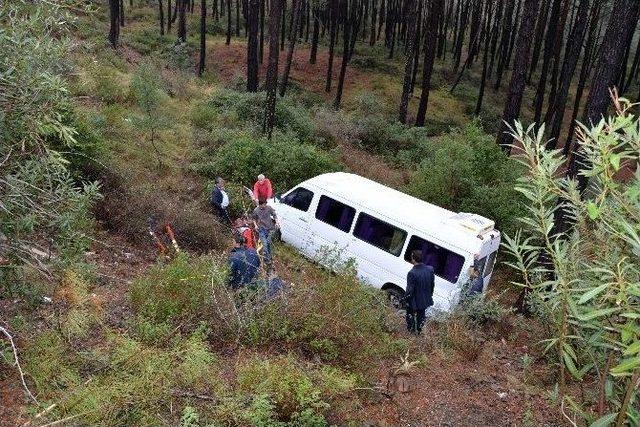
382, 284, 405, 310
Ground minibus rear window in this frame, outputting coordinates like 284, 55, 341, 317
404, 236, 465, 284
283, 187, 314, 212
315, 195, 356, 232
353, 213, 407, 256
483, 251, 497, 278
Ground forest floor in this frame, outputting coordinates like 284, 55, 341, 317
0, 5, 583, 427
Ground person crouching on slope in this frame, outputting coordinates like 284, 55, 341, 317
228, 234, 260, 289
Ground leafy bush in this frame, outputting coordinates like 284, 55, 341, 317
404, 121, 525, 234
194, 129, 341, 192
502, 104, 640, 425
238, 356, 355, 426
199, 89, 316, 142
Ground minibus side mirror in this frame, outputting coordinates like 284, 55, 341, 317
275, 192, 282, 202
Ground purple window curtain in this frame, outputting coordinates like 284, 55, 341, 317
337, 208, 354, 231
355, 215, 376, 241
442, 254, 464, 283
316, 197, 331, 221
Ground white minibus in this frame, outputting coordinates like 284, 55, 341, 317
271, 172, 501, 312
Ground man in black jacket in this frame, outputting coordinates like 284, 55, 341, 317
404, 250, 435, 334
210, 177, 231, 224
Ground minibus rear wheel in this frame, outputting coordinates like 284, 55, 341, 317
383, 284, 405, 310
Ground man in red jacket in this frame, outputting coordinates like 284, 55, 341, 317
252, 174, 273, 204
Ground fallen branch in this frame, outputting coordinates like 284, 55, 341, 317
21, 403, 57, 427
0, 325, 38, 403
171, 389, 219, 402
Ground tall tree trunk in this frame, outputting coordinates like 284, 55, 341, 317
487, 0, 504, 79
310, 9, 320, 63
370, 0, 378, 45
546, 0, 589, 148
493, 0, 516, 90
281, 0, 287, 48
226, 0, 232, 43
159, 0, 165, 35
452, 0, 468, 71
260, 0, 265, 62
475, 0, 493, 116
198, 0, 207, 76
334, 0, 354, 108
120, 0, 125, 26
495, 0, 539, 151
280, 0, 302, 96
263, 0, 284, 138
409, 0, 423, 94
325, 0, 338, 92
528, 0, 549, 82
398, 0, 418, 123
415, 0, 444, 126
172, 0, 179, 23
247, 0, 260, 90
563, 0, 602, 156
623, 27, 640, 93
168, 0, 173, 32
236, 0, 241, 36
569, 0, 640, 194
543, 0, 570, 125
178, 0, 187, 41
505, 0, 522, 67
109, 0, 120, 48
532, 0, 562, 124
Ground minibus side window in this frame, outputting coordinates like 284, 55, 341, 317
483, 251, 497, 278
404, 235, 465, 283
282, 187, 314, 212
353, 213, 407, 256
315, 195, 356, 232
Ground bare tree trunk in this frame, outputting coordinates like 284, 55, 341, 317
546, 0, 590, 148
226, 0, 232, 43
280, 0, 302, 96
109, 0, 120, 48
493, 0, 515, 90
532, 0, 562, 124
563, 0, 602, 156
178, 0, 187, 41
334, 0, 354, 108
260, 0, 265, 62
398, 0, 418, 123
120, 0, 125, 27
247, 0, 260, 90
496, 0, 539, 151
569, 0, 640, 194
325, 0, 338, 92
263, 0, 284, 138
198, 0, 207, 76
168, 0, 173, 32
475, 0, 494, 116
159, 0, 165, 35
528, 0, 549, 82
310, 8, 320, 63
415, 0, 444, 126
236, 0, 241, 36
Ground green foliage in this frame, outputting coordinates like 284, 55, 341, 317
502, 104, 640, 425
404, 121, 525, 234
130, 61, 170, 161
198, 89, 316, 142
237, 355, 355, 425
194, 129, 341, 192
0, 1, 99, 297
130, 254, 218, 326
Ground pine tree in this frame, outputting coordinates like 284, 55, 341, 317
263, 0, 284, 138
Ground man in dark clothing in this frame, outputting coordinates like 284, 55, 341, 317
404, 250, 435, 334
228, 234, 261, 289
210, 177, 231, 224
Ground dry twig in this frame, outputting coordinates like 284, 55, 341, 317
0, 325, 38, 404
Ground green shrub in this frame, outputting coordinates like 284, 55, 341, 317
194, 129, 341, 192
404, 121, 525, 234
130, 254, 218, 325
203, 89, 316, 142
236, 355, 355, 425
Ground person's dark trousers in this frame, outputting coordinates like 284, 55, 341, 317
215, 207, 231, 225
406, 308, 426, 334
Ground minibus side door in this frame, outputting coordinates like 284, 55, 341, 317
276, 186, 317, 257
308, 195, 357, 269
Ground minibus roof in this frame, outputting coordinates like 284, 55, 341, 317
305, 172, 498, 252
